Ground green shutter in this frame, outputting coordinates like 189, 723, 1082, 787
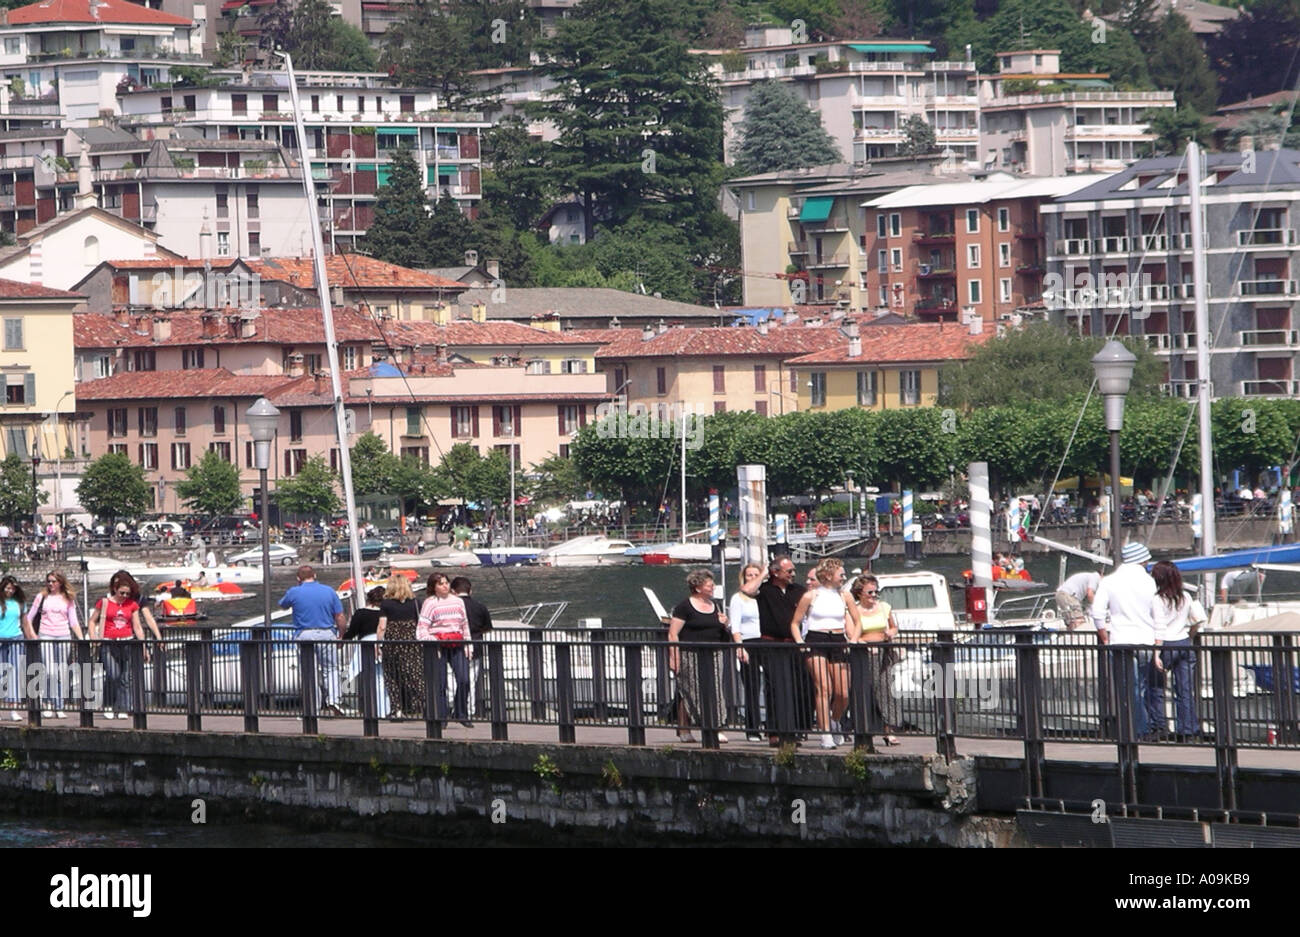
437, 165, 457, 178
426, 166, 438, 185
847, 43, 935, 53
799, 196, 834, 222
23, 372, 34, 405
377, 166, 392, 186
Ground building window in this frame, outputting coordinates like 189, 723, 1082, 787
999, 243, 1010, 267
451, 406, 476, 438
4, 373, 31, 405
310, 94, 320, 113
213, 406, 226, 434
336, 94, 343, 111
656, 367, 667, 395
171, 442, 191, 470
997, 207, 1009, 232
558, 443, 570, 459
889, 213, 901, 237
139, 442, 158, 469
215, 189, 228, 218
999, 278, 1012, 302
877, 249, 887, 274
232, 94, 247, 115
753, 364, 766, 392
210, 441, 231, 462
248, 232, 260, 256
560, 358, 588, 374
342, 346, 357, 370
968, 280, 981, 303
901, 370, 921, 406
398, 446, 428, 463
182, 348, 205, 369
755, 400, 768, 416
966, 208, 979, 233
493, 443, 521, 464
857, 371, 877, 406
261, 93, 278, 113
246, 191, 259, 218
525, 358, 550, 374
138, 407, 157, 437
174, 406, 186, 435
217, 232, 230, 256
289, 410, 303, 441
558, 404, 580, 435
108, 443, 127, 456
303, 353, 322, 374
132, 349, 156, 371
712, 365, 725, 393
876, 214, 887, 237
714, 401, 726, 414
3, 318, 21, 350
108, 408, 127, 437
809, 372, 826, 407
406, 406, 422, 436
966, 244, 980, 268
744, 191, 755, 211
244, 441, 254, 468
284, 449, 306, 476
492, 405, 518, 437
890, 247, 901, 269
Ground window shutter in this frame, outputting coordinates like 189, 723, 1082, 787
513, 405, 521, 435
470, 407, 479, 437
557, 405, 565, 435
450, 409, 459, 438
284, 450, 291, 475
492, 406, 501, 437
578, 405, 586, 428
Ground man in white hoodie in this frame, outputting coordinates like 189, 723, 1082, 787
1092, 541, 1162, 738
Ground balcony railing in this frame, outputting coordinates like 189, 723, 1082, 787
1066, 123, 1153, 138
934, 127, 978, 138
1054, 238, 1094, 255
915, 297, 957, 312
95, 166, 300, 181
1139, 333, 1171, 351
1238, 279, 1298, 297
1240, 329, 1299, 347
1099, 235, 1130, 253
1241, 379, 1300, 396
803, 215, 850, 232
807, 253, 849, 268
854, 127, 901, 139
0, 195, 14, 210
927, 61, 977, 71
916, 263, 955, 278
847, 61, 911, 72
1015, 224, 1039, 239
994, 90, 1174, 107
788, 241, 809, 255
1161, 381, 1200, 398
1237, 229, 1298, 247
1015, 263, 1044, 275
913, 230, 955, 243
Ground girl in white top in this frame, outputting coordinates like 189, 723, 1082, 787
729, 563, 765, 741
789, 558, 862, 748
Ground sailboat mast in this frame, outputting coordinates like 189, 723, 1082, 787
281, 52, 366, 609
1188, 141, 1217, 597
680, 408, 687, 544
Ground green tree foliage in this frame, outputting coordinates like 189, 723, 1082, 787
0, 454, 46, 524
362, 147, 432, 268
391, 456, 442, 514
275, 456, 340, 519
382, 1, 480, 106
1140, 107, 1214, 156
530, 453, 585, 503
767, 0, 843, 39
1229, 112, 1289, 149
76, 453, 151, 526
938, 323, 1165, 410
426, 193, 477, 267
1211, 398, 1293, 480
1147, 13, 1217, 115
349, 432, 398, 498
175, 450, 244, 517
885, 0, 975, 56
1121, 0, 1164, 55
524, 219, 701, 302
459, 0, 541, 67
529, 0, 725, 243
432, 444, 517, 516
1207, 0, 1300, 106
897, 114, 937, 157
871, 409, 954, 490
479, 116, 555, 234
734, 81, 844, 174
215, 31, 252, 67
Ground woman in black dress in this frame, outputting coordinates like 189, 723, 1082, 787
376, 575, 421, 718
667, 568, 730, 743
344, 586, 387, 717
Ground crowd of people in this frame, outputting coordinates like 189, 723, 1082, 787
667, 556, 903, 750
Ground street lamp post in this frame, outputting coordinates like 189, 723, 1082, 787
846, 470, 855, 531
1092, 341, 1137, 566
30, 454, 40, 538
246, 398, 280, 637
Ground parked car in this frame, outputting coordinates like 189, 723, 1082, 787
330, 538, 395, 561
138, 521, 184, 544
227, 543, 300, 567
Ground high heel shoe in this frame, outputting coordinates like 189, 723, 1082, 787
881, 734, 900, 746
676, 731, 696, 743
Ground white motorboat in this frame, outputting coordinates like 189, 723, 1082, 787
536, 535, 636, 567
122, 563, 264, 586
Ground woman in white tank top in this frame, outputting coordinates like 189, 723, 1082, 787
790, 557, 862, 749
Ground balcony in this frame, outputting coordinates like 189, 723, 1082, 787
847, 61, 912, 72
788, 241, 809, 255
1237, 279, 1299, 297
807, 253, 849, 269
1055, 238, 1095, 255
1065, 123, 1153, 139
927, 61, 977, 72
94, 166, 300, 182
1055, 287, 1132, 307
913, 229, 955, 245
1174, 333, 1208, 350
1015, 224, 1040, 239
1139, 333, 1171, 351
934, 127, 979, 139
0, 195, 13, 210
1161, 381, 1200, 399
1240, 329, 1300, 347
916, 262, 954, 278
803, 216, 850, 233
1237, 228, 1298, 247
1015, 263, 1044, 275
854, 127, 902, 140
1099, 235, 1131, 254
1241, 379, 1300, 396
1137, 234, 1169, 251
915, 297, 957, 314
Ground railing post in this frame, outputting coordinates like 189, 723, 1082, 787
184, 641, 204, 733
555, 642, 575, 744
24, 637, 40, 726
698, 643, 720, 750
931, 633, 956, 760
527, 630, 546, 721
129, 640, 146, 730
847, 642, 874, 753
150, 637, 167, 709
74, 639, 93, 728
626, 642, 645, 746
1210, 646, 1239, 812
239, 640, 259, 733
1111, 646, 1139, 807
487, 641, 508, 741
1271, 634, 1297, 745
1014, 631, 1044, 800
359, 640, 378, 738
298, 642, 318, 735
590, 630, 608, 722
423, 641, 445, 739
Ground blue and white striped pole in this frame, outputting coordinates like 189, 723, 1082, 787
968, 462, 993, 624
774, 514, 788, 556
1279, 489, 1293, 542
709, 489, 724, 593
903, 489, 920, 560
709, 490, 720, 545
1191, 492, 1203, 546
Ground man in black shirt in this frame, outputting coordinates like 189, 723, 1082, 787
741, 557, 805, 746
451, 577, 493, 718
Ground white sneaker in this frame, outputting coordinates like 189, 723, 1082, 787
717, 733, 729, 744
103, 709, 114, 720
832, 733, 845, 746
820, 733, 837, 749
117, 712, 129, 720
54, 711, 66, 719
9, 711, 21, 721
41, 710, 53, 718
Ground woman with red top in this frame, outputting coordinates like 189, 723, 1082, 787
417, 572, 473, 726
88, 571, 146, 720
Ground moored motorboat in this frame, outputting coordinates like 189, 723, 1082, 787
537, 535, 636, 567
473, 547, 539, 567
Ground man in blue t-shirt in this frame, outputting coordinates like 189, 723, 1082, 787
279, 565, 347, 715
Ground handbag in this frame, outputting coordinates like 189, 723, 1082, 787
30, 596, 44, 635
434, 630, 464, 646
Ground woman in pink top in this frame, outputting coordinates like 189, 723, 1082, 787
27, 571, 84, 718
417, 573, 472, 725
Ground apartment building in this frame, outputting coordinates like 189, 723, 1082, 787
862, 173, 1106, 322
0, 0, 202, 124
787, 318, 992, 412
116, 69, 487, 251
978, 50, 1175, 176
0, 205, 175, 288
1041, 149, 1300, 400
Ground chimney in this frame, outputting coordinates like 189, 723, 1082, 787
845, 320, 860, 339
641, 323, 655, 342
132, 313, 149, 334
436, 342, 448, 364
239, 311, 258, 338
1239, 134, 1254, 153
151, 314, 171, 342
471, 301, 487, 323
656, 318, 667, 334
314, 369, 329, 396
464, 249, 479, 267
75, 141, 96, 210
485, 258, 500, 280
286, 352, 305, 377
784, 309, 798, 325
758, 318, 769, 335
830, 307, 845, 320
114, 306, 131, 326
201, 311, 222, 338
331, 283, 344, 306
529, 310, 560, 332
847, 335, 862, 358
805, 316, 822, 328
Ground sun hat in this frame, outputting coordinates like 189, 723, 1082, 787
1121, 541, 1152, 565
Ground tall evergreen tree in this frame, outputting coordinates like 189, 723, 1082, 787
1207, 0, 1300, 105
1121, 0, 1163, 56
735, 81, 844, 173
382, 1, 479, 106
1148, 13, 1217, 115
427, 193, 477, 267
529, 0, 725, 242
363, 147, 432, 268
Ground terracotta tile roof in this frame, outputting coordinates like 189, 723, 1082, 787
344, 392, 611, 405
561, 328, 636, 345
594, 324, 846, 360
74, 307, 382, 348
103, 258, 243, 270
75, 369, 289, 401
383, 319, 576, 347
0, 277, 83, 300
7, 0, 192, 25
248, 255, 468, 292
785, 323, 993, 366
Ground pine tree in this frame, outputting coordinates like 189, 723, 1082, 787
363, 146, 433, 268
427, 194, 476, 267
735, 81, 844, 174
1207, 0, 1300, 105
1148, 12, 1217, 115
381, 1, 479, 106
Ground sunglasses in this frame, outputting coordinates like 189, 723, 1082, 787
863, 590, 878, 596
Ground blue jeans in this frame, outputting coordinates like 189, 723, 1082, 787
0, 640, 24, 704
1111, 646, 1155, 738
1148, 639, 1197, 736
431, 643, 469, 720
100, 640, 135, 712
39, 638, 72, 710
296, 629, 340, 708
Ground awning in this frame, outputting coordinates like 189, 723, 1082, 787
848, 43, 935, 53
799, 196, 834, 222
382, 127, 418, 136
377, 166, 392, 185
